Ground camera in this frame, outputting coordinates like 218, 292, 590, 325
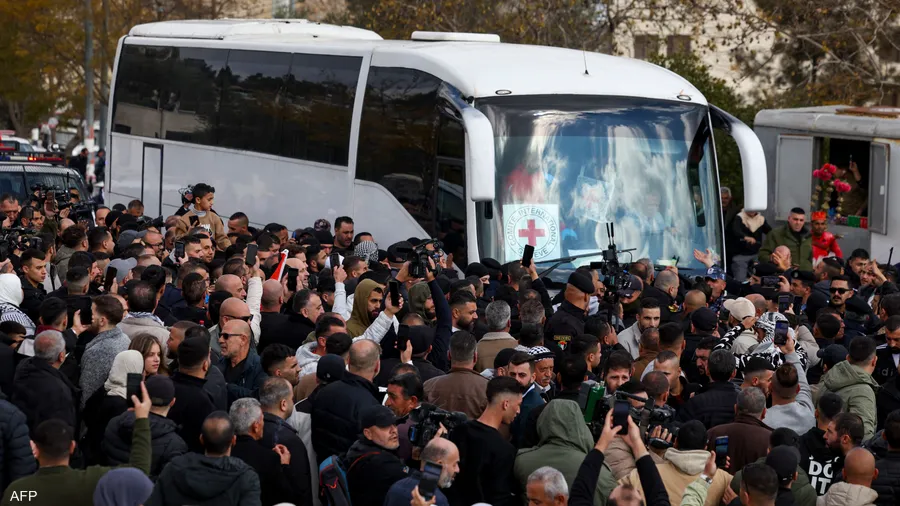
136, 215, 165, 231
578, 380, 679, 449
0, 228, 41, 262
407, 403, 467, 447
405, 240, 444, 279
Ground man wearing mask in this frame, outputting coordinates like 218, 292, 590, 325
759, 207, 813, 271
545, 272, 593, 360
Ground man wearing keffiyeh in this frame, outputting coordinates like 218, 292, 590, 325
715, 312, 809, 376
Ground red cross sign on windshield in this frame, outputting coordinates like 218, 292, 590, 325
518, 219, 546, 246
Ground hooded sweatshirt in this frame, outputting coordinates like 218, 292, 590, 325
79, 327, 131, 408
295, 342, 320, 377
514, 400, 617, 505
0, 273, 36, 337
347, 279, 380, 337
818, 361, 878, 439
103, 350, 144, 398
816, 482, 878, 506
145, 452, 261, 506
620, 448, 732, 506
408, 282, 433, 324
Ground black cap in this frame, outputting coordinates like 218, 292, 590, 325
409, 326, 435, 355
465, 263, 490, 279
314, 230, 333, 246
481, 258, 502, 273
690, 307, 718, 333
791, 270, 815, 283
745, 356, 777, 372
177, 336, 210, 369
316, 354, 345, 383
753, 262, 780, 277
618, 275, 642, 297
359, 405, 398, 431
493, 347, 518, 369
765, 446, 800, 483
105, 210, 123, 228
821, 257, 843, 270
817, 344, 848, 368
145, 375, 175, 406
386, 242, 413, 264
377, 249, 389, 263
567, 272, 594, 295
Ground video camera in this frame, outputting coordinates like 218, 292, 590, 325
407, 403, 467, 447
590, 223, 634, 305
136, 215, 165, 231
403, 239, 444, 279
0, 227, 41, 262
30, 183, 95, 223
578, 380, 678, 449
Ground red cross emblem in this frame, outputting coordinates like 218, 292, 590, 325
518, 219, 546, 246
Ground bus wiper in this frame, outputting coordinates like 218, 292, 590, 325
535, 251, 605, 278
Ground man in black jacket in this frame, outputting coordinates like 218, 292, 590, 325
544, 272, 592, 358
19, 249, 48, 324
799, 393, 845, 495
102, 374, 187, 479
230, 397, 295, 506
148, 411, 261, 505
168, 336, 218, 453
345, 405, 411, 506
676, 348, 739, 428
11, 330, 77, 432
259, 377, 313, 506
311, 339, 381, 462
872, 410, 900, 505
0, 394, 36, 493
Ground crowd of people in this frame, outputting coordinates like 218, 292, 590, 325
0, 181, 897, 506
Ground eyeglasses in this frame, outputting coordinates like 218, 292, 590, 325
829, 288, 851, 294
219, 332, 247, 340
223, 314, 252, 322
146, 242, 164, 249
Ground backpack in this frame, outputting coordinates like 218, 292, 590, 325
318, 452, 379, 506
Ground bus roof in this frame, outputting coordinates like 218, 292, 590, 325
127, 19, 706, 105
755, 105, 900, 139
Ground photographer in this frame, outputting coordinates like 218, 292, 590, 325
570, 411, 669, 506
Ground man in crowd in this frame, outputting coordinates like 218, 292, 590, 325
818, 336, 878, 439
759, 207, 813, 271
619, 299, 662, 359
677, 349, 739, 428
707, 387, 772, 473
345, 405, 411, 506
424, 331, 488, 420
476, 300, 517, 372
384, 438, 460, 506
817, 447, 879, 506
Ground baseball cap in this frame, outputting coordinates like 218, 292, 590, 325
316, 354, 345, 383
705, 266, 726, 281
690, 307, 718, 333
817, 344, 848, 368
568, 272, 594, 295
723, 297, 755, 321
359, 405, 398, 431
314, 230, 334, 246
144, 375, 175, 406
791, 270, 815, 284
617, 275, 642, 298
765, 446, 800, 484
314, 218, 331, 232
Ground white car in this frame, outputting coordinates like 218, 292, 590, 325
0, 136, 37, 152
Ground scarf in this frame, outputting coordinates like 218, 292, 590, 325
347, 279, 381, 337
738, 210, 766, 233
126, 312, 165, 327
104, 350, 144, 398
354, 240, 379, 264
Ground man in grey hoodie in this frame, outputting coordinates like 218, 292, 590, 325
763, 334, 816, 435
79, 295, 130, 408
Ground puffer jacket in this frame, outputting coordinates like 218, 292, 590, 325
816, 482, 877, 506
872, 451, 900, 506
817, 361, 878, 439
102, 411, 187, 479
0, 396, 36, 493
620, 448, 733, 506
310, 372, 380, 462
514, 400, 617, 505
675, 381, 739, 429
146, 452, 261, 506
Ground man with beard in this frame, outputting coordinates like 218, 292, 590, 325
618, 298, 661, 359
345, 405, 411, 506
828, 275, 870, 340
423, 331, 488, 420
759, 207, 813, 271
821, 412, 865, 495
449, 290, 478, 333
799, 393, 844, 496
617, 275, 644, 328
384, 438, 460, 506
874, 315, 900, 385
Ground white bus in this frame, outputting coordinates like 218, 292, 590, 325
107, 19, 767, 276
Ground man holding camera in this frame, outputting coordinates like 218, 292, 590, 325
384, 438, 460, 506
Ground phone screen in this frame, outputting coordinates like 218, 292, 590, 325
330, 253, 340, 270
245, 244, 258, 266
612, 401, 630, 431
522, 244, 534, 268
189, 215, 199, 227
104, 267, 118, 293
397, 324, 409, 353
174, 241, 185, 260
777, 294, 792, 314
389, 280, 400, 307
418, 475, 438, 500
715, 436, 729, 468
286, 267, 299, 292
126, 373, 142, 408
774, 321, 789, 345
718, 308, 730, 323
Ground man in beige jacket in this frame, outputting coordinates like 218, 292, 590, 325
475, 301, 517, 373
619, 420, 732, 506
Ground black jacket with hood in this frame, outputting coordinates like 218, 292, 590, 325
145, 452, 261, 506
102, 411, 188, 479
344, 437, 410, 506
0, 395, 36, 493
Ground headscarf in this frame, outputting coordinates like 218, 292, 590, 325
93, 468, 153, 506
104, 350, 144, 398
354, 240, 379, 264
0, 273, 23, 307
347, 279, 381, 337
754, 311, 791, 344
408, 282, 433, 323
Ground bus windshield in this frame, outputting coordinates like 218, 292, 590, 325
475, 95, 722, 282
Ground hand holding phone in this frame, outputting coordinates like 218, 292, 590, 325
245, 243, 258, 266
174, 241, 185, 260
104, 267, 118, 294
774, 321, 789, 346
777, 294, 792, 314
126, 373, 143, 409
715, 436, 729, 469
389, 280, 400, 308
397, 323, 410, 353
330, 253, 340, 270
612, 401, 630, 432
522, 244, 534, 268
285, 267, 299, 293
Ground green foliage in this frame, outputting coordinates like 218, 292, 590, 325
650, 53, 759, 206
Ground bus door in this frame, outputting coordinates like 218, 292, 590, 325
141, 143, 163, 217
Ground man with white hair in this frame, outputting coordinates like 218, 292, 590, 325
229, 398, 294, 506
11, 330, 77, 431
527, 466, 569, 506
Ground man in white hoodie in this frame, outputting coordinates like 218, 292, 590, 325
817, 447, 878, 506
